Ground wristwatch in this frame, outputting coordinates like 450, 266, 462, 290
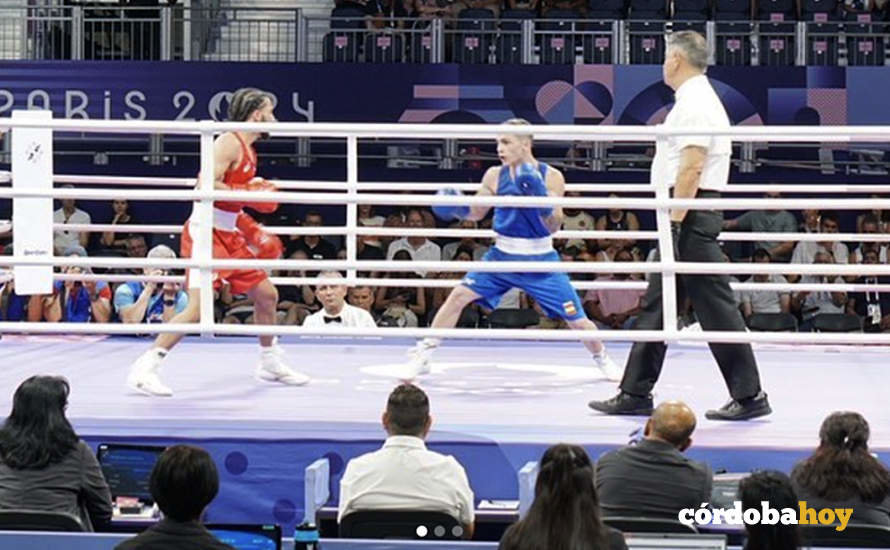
163, 299, 176, 307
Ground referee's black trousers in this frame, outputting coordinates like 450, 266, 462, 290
619, 194, 763, 401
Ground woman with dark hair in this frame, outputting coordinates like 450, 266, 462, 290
100, 199, 140, 253
791, 411, 890, 525
0, 376, 112, 530
739, 470, 801, 550
499, 444, 626, 550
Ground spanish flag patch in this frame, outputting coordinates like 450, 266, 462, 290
563, 301, 577, 316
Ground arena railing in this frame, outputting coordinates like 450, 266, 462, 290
2, 118, 890, 346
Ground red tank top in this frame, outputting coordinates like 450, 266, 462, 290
216, 133, 257, 213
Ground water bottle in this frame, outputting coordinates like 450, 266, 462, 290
294, 522, 320, 550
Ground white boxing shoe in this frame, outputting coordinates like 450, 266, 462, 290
256, 347, 310, 386
594, 352, 623, 382
126, 350, 173, 397
398, 341, 435, 381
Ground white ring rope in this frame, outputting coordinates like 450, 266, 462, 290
4, 119, 890, 344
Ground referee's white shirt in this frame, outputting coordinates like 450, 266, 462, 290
651, 74, 732, 191
303, 303, 377, 328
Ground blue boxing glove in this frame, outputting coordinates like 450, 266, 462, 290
431, 188, 470, 222
515, 163, 553, 218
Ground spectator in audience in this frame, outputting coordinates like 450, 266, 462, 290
740, 249, 791, 320
123, 235, 150, 276
413, 0, 461, 19
348, 285, 378, 320
506, 0, 539, 13
441, 219, 488, 262
583, 249, 644, 329
303, 271, 377, 328
790, 211, 848, 267
114, 245, 189, 324
454, 0, 501, 16
358, 204, 386, 251
116, 445, 233, 550
99, 199, 140, 254
366, 0, 410, 28
0, 275, 28, 322
596, 194, 641, 259
739, 471, 802, 550
218, 281, 255, 325
386, 208, 441, 277
792, 250, 847, 331
560, 191, 596, 254
791, 411, 890, 526
338, 384, 475, 537
43, 247, 112, 323
499, 444, 626, 550
847, 248, 890, 332
857, 196, 890, 234
850, 213, 887, 264
723, 192, 797, 262
376, 250, 426, 326
286, 211, 339, 262
0, 376, 112, 531
843, 0, 875, 18
596, 401, 711, 519
800, 209, 821, 234
53, 186, 91, 256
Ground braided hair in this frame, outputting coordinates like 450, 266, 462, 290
227, 88, 274, 122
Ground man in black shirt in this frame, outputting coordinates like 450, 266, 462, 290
286, 211, 339, 260
595, 401, 712, 519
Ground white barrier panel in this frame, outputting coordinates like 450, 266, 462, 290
11, 110, 53, 295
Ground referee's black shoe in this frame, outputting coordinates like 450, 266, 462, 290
705, 392, 772, 421
588, 392, 654, 416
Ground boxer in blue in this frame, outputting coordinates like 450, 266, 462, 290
402, 118, 621, 381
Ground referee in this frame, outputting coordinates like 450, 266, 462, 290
589, 31, 771, 421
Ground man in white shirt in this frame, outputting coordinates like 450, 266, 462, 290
789, 212, 849, 282
386, 209, 441, 277
590, 31, 770, 422
53, 188, 91, 255
303, 271, 377, 328
793, 251, 848, 331
740, 249, 791, 319
338, 384, 475, 538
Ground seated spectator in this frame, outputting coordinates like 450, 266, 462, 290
0, 376, 112, 531
348, 285, 378, 321
218, 282, 254, 325
792, 251, 847, 331
286, 211, 339, 262
277, 249, 319, 325
53, 187, 91, 256
596, 401, 711, 519
740, 248, 791, 319
559, 192, 596, 254
499, 444, 626, 550
0, 277, 29, 322
847, 248, 890, 332
596, 194, 641, 258
99, 199, 140, 255
790, 212, 848, 278
739, 471, 802, 550
123, 235, 149, 276
431, 247, 484, 319
114, 245, 189, 324
791, 411, 890, 526
723, 192, 797, 262
366, 0, 410, 28
303, 271, 377, 328
386, 208, 441, 277
358, 204, 386, 250
376, 251, 426, 326
850, 214, 887, 264
857, 197, 890, 234
338, 384, 474, 537
800, 209, 821, 234
583, 249, 644, 329
441, 220, 488, 262
115, 445, 234, 550
45, 266, 112, 323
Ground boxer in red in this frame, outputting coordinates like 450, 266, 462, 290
126, 87, 309, 397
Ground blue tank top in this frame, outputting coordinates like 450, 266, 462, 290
492, 163, 551, 239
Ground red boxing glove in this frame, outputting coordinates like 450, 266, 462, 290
244, 177, 279, 213
237, 212, 283, 259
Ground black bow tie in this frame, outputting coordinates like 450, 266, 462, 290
324, 316, 342, 324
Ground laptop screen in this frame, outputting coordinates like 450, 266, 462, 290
207, 524, 281, 550
96, 443, 166, 503
625, 534, 727, 550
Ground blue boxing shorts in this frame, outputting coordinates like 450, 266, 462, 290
461, 246, 586, 321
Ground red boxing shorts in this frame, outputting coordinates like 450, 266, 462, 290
181, 218, 268, 295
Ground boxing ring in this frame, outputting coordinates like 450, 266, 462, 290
1, 116, 890, 529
